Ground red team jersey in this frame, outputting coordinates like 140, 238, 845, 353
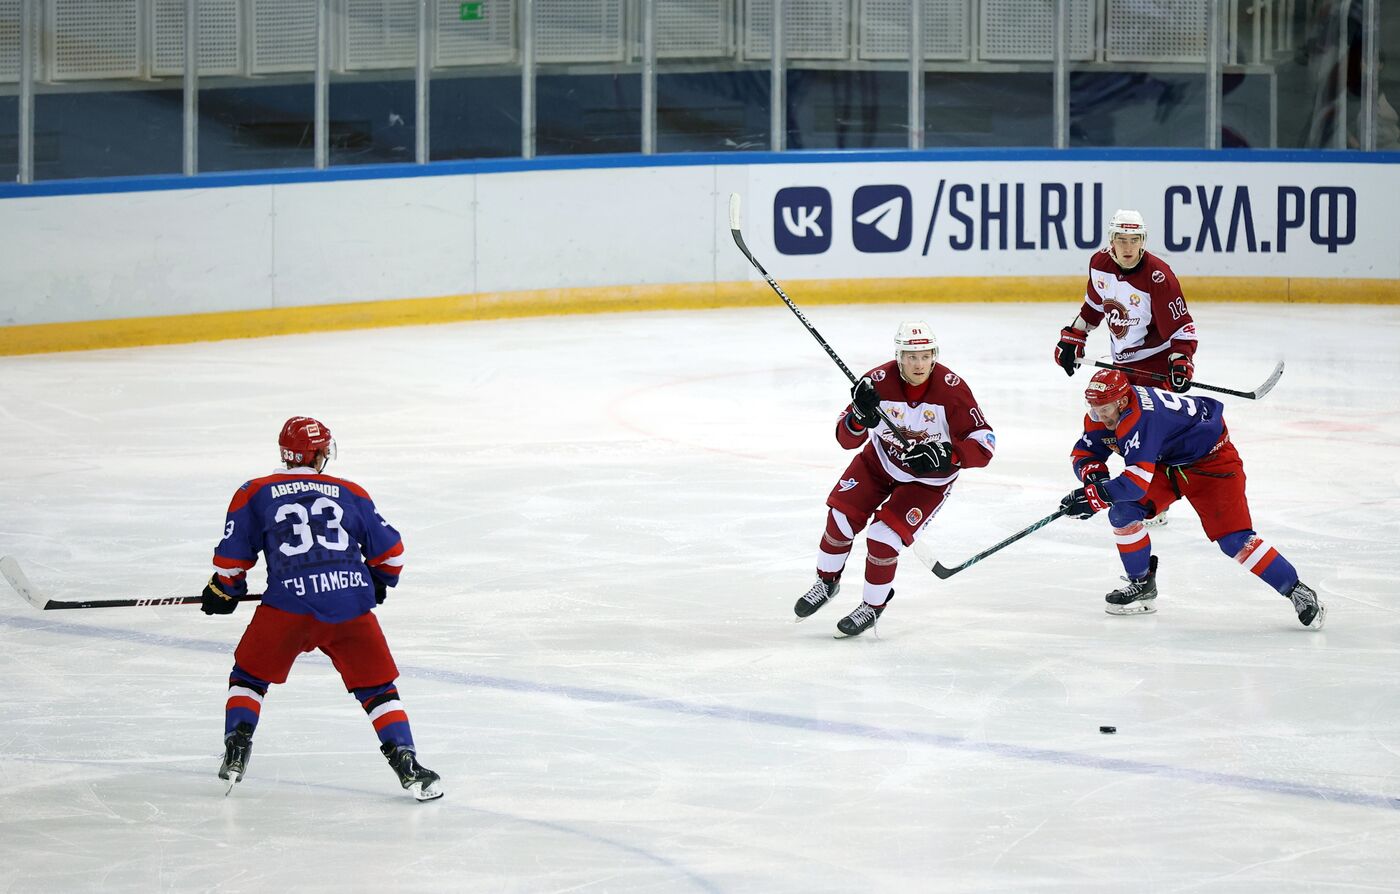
1080, 249, 1197, 371
837, 360, 996, 482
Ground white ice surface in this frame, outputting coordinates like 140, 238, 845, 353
1, 303, 1398, 892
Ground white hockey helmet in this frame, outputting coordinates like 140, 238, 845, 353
1107, 209, 1147, 242
894, 321, 938, 362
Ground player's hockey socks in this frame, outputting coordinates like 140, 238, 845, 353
225, 667, 269, 735
356, 682, 414, 750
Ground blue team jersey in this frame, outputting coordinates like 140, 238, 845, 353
1071, 386, 1228, 504
211, 469, 404, 623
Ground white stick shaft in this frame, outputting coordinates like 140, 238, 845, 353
728, 193, 741, 230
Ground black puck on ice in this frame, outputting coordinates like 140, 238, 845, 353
1099, 725, 1116, 734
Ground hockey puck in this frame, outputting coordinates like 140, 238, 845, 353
1099, 726, 1116, 734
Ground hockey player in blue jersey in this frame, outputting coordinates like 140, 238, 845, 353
200, 416, 443, 800
1058, 369, 1325, 628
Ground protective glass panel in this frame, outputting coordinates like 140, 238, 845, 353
654, 0, 770, 153
0, 95, 15, 182
26, 1, 181, 179
429, 0, 521, 161
535, 1, 639, 155
329, 2, 418, 166
197, 0, 314, 172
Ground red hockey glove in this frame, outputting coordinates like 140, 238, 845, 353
1168, 353, 1194, 393
1055, 327, 1087, 376
1078, 460, 1110, 487
200, 575, 239, 615
1060, 483, 1111, 519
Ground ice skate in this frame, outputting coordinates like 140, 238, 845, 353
1143, 510, 1169, 528
835, 592, 892, 638
1105, 555, 1158, 615
794, 577, 839, 620
1287, 581, 1326, 630
218, 722, 254, 794
382, 744, 443, 801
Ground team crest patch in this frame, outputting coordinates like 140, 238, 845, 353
944, 372, 960, 386
905, 507, 923, 526
838, 477, 858, 492
871, 369, 887, 382
1151, 270, 1166, 283
1095, 278, 1105, 290
1130, 294, 1141, 306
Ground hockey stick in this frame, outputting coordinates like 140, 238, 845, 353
1089, 360, 1285, 400
728, 193, 912, 449
911, 509, 1069, 579
0, 556, 262, 611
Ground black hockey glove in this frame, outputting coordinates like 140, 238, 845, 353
902, 441, 955, 477
849, 376, 881, 428
1054, 327, 1087, 376
1168, 353, 1194, 393
1060, 483, 1111, 520
200, 576, 239, 615
374, 579, 388, 605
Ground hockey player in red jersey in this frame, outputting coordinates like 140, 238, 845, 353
1053, 209, 1198, 393
199, 416, 442, 800
1060, 369, 1325, 628
795, 322, 996, 637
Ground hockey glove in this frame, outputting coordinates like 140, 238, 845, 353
1060, 483, 1111, 520
902, 441, 956, 477
850, 376, 882, 428
1078, 460, 1110, 487
200, 576, 239, 615
1054, 327, 1087, 376
374, 579, 388, 606
1168, 353, 1194, 393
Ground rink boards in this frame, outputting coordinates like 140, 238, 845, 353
1, 149, 1396, 354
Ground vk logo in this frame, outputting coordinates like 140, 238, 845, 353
774, 187, 831, 255
852, 185, 911, 253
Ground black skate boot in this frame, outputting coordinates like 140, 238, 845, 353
218, 722, 254, 793
1286, 581, 1326, 629
835, 592, 892, 638
1105, 555, 1158, 615
794, 576, 840, 620
381, 743, 443, 801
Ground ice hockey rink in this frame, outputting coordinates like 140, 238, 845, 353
1, 300, 1397, 892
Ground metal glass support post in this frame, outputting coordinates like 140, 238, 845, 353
908, 0, 922, 149
522, 0, 535, 159
1334, 0, 1350, 149
18, 0, 35, 183
771, 0, 785, 152
642, 0, 656, 154
1360, 0, 1378, 151
314, 0, 329, 169
1206, 0, 1222, 149
416, 0, 430, 163
1054, 0, 1068, 148
183, 0, 198, 175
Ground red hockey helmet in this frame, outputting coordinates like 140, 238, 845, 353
1084, 369, 1131, 421
278, 416, 334, 469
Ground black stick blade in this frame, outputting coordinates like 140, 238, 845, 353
931, 563, 960, 580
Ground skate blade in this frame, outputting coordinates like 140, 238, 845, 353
1105, 601, 1157, 616
410, 780, 444, 801
222, 771, 242, 796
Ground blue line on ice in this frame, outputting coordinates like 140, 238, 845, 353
6, 613, 1396, 813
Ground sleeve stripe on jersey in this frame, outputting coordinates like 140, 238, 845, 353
1122, 464, 1155, 489
1084, 292, 1103, 312
367, 541, 405, 575
965, 428, 995, 457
